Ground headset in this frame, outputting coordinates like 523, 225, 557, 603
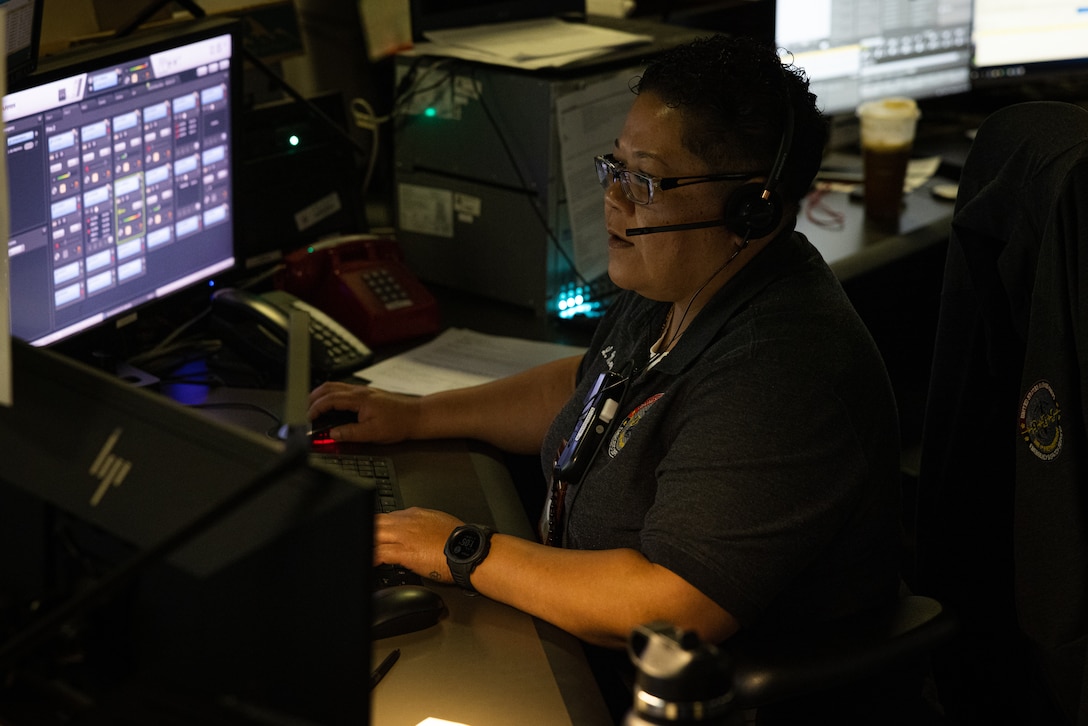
627, 65, 796, 240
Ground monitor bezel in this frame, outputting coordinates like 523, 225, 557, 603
0, 338, 375, 724
4, 16, 243, 352
970, 43, 1088, 90
4, 0, 44, 84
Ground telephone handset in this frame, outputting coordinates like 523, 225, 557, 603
209, 287, 374, 379
276, 234, 441, 346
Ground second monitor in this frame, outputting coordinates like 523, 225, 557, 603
775, 0, 973, 116
970, 0, 1088, 86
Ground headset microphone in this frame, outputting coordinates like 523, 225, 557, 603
625, 219, 728, 236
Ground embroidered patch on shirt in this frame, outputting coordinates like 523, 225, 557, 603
608, 393, 663, 458
1019, 380, 1063, 461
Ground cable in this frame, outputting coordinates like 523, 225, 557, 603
114, 0, 373, 165
465, 63, 594, 291
389, 56, 599, 294
239, 46, 372, 162
350, 95, 385, 197
188, 401, 282, 428
390, 58, 603, 301
392, 55, 453, 110
346, 45, 459, 197
804, 183, 846, 230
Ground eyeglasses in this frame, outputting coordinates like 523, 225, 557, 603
594, 153, 757, 206
540, 367, 629, 547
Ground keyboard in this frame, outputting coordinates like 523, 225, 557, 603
312, 450, 420, 588
312, 451, 401, 513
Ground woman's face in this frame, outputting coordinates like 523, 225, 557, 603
604, 92, 746, 304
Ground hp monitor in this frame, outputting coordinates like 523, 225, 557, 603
0, 339, 374, 724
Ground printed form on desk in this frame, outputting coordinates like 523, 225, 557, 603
355, 328, 587, 396
409, 18, 652, 70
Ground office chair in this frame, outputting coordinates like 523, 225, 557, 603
915, 101, 1088, 726
722, 593, 957, 723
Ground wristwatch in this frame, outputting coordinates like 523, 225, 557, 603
444, 523, 494, 591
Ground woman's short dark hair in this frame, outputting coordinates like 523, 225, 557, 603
633, 34, 828, 208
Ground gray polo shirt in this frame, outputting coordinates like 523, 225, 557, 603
541, 230, 902, 631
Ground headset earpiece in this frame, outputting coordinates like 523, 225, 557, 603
721, 61, 796, 240
723, 182, 783, 239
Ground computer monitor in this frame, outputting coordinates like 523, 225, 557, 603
3, 0, 43, 84
0, 339, 374, 724
774, 0, 973, 116
4, 17, 240, 348
970, 0, 1088, 86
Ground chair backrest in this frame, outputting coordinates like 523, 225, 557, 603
916, 100, 1088, 726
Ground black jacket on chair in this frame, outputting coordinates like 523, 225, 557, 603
918, 101, 1088, 725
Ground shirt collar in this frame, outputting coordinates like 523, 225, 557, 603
650, 229, 804, 375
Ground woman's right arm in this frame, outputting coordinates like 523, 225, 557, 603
307, 354, 582, 455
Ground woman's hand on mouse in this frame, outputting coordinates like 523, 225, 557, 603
375, 507, 464, 584
307, 381, 421, 443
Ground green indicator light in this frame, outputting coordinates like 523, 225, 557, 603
424, 107, 437, 118
288, 134, 300, 147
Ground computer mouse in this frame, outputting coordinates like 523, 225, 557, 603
372, 585, 447, 640
309, 408, 358, 443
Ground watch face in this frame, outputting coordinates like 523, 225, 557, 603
448, 528, 482, 562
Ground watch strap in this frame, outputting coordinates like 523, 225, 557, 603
445, 524, 494, 591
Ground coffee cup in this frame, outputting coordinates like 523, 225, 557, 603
856, 97, 921, 231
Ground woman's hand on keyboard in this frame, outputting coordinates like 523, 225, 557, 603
374, 507, 464, 585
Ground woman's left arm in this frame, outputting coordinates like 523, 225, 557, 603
374, 507, 739, 649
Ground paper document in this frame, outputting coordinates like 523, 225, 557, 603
355, 328, 587, 396
555, 69, 635, 282
416, 18, 651, 70
904, 156, 942, 193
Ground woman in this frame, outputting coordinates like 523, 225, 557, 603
310, 33, 903, 711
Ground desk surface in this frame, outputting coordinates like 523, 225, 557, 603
371, 584, 612, 725
797, 175, 957, 281
189, 387, 614, 726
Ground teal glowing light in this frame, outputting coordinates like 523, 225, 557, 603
555, 284, 600, 319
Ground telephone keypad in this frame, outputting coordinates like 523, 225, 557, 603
276, 292, 373, 372
312, 322, 359, 368
363, 268, 414, 311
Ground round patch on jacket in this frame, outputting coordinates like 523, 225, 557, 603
1019, 380, 1063, 461
608, 393, 662, 458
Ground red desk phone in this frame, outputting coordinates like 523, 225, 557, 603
275, 234, 441, 347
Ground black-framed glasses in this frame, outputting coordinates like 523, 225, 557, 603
594, 153, 757, 206
540, 367, 629, 547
